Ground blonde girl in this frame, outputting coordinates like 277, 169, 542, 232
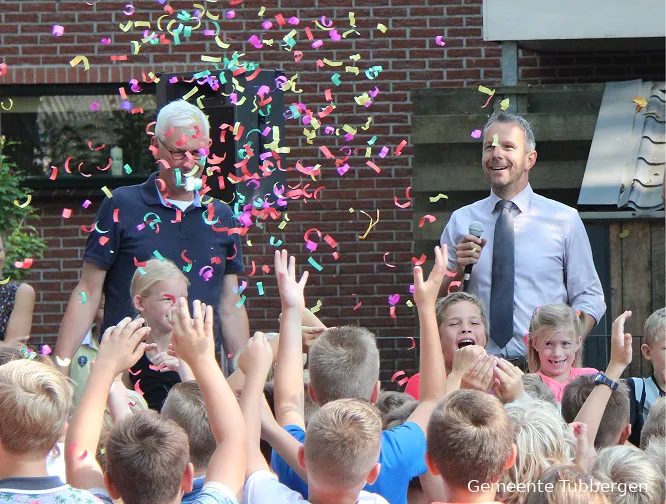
526, 304, 597, 402
125, 259, 194, 411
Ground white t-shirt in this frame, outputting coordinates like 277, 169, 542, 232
242, 470, 389, 504
166, 198, 193, 211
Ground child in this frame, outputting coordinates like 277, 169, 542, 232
239, 331, 388, 503
561, 375, 631, 449
0, 359, 103, 501
268, 248, 449, 504
162, 381, 216, 503
425, 389, 517, 503
639, 396, 665, 450
498, 398, 574, 504
70, 294, 104, 405
627, 307, 666, 446
527, 304, 598, 402
525, 464, 610, 504
127, 258, 194, 411
65, 300, 246, 504
404, 291, 488, 399
643, 439, 665, 478
592, 445, 666, 504
521, 373, 558, 408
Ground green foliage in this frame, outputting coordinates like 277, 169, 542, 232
0, 136, 47, 280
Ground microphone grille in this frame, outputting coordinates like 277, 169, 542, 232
468, 221, 484, 238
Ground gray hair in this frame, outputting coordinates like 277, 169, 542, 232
592, 445, 666, 504
155, 99, 210, 140
644, 438, 666, 479
483, 111, 536, 153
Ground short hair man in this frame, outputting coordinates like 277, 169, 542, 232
54, 100, 249, 373
439, 111, 605, 363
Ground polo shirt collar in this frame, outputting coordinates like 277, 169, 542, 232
488, 183, 534, 214
140, 171, 202, 209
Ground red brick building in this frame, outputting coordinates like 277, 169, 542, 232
1, 0, 663, 379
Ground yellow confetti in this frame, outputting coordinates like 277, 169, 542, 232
283, 29, 298, 42
0, 276, 10, 285
355, 93, 371, 106
342, 29, 360, 38
359, 209, 380, 239
364, 147, 372, 157
345, 66, 360, 75
310, 299, 323, 314
406, 300, 414, 307
361, 117, 372, 130
618, 230, 629, 239
500, 98, 510, 110
429, 193, 449, 203
201, 55, 222, 62
14, 195, 32, 208
215, 35, 230, 49
633, 96, 648, 112
278, 221, 287, 230
69, 55, 90, 71
182, 86, 199, 101
377, 23, 387, 33
119, 21, 133, 32
478, 85, 495, 96
246, 239, 252, 246
101, 186, 113, 198
342, 124, 357, 135
131, 41, 141, 55
196, 95, 205, 109
1, 98, 14, 111
134, 21, 150, 29
55, 357, 71, 367
492, 133, 499, 147
349, 207, 355, 213
349, 53, 361, 61
258, 6, 266, 16
322, 58, 343, 67
349, 12, 356, 26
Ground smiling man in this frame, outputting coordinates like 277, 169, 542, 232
54, 100, 250, 375
438, 112, 605, 365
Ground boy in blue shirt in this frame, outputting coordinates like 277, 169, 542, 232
269, 247, 450, 504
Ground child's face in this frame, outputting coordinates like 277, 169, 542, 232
136, 277, 188, 333
643, 340, 666, 385
535, 330, 580, 380
439, 300, 487, 369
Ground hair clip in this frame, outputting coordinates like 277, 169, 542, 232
523, 332, 530, 345
19, 347, 37, 360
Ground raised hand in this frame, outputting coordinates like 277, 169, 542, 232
610, 311, 633, 370
302, 325, 326, 353
96, 317, 151, 375
460, 354, 498, 394
239, 332, 274, 379
169, 299, 214, 366
413, 245, 448, 309
569, 422, 590, 471
492, 358, 524, 403
274, 250, 309, 310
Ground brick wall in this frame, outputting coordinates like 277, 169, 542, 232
1, 0, 664, 379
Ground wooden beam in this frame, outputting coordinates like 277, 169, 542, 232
651, 220, 665, 311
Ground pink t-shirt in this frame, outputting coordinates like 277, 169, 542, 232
537, 367, 598, 402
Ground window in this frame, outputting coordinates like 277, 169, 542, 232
0, 84, 156, 180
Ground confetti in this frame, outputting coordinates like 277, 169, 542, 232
310, 299, 323, 314
492, 133, 499, 147
14, 195, 32, 208
633, 96, 648, 112
390, 306, 397, 318
0, 63, 7, 76
418, 214, 436, 228
52, 25, 64, 36
407, 337, 416, 350
394, 186, 412, 208
500, 98, 510, 111
101, 186, 113, 198
14, 258, 34, 269
388, 294, 400, 306
78, 291, 87, 304
435, 36, 445, 46
149, 363, 167, 372
0, 277, 10, 285
67, 442, 88, 462
353, 301, 362, 310
257, 281, 264, 296
383, 252, 396, 268
69, 55, 90, 71
56, 356, 71, 367
134, 379, 144, 395
235, 294, 247, 307
429, 193, 448, 202
411, 254, 426, 266
358, 209, 380, 239
391, 370, 406, 382
618, 230, 629, 239
41, 345, 52, 355
308, 256, 323, 271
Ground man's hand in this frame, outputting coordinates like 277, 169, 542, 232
492, 358, 524, 403
274, 250, 309, 310
96, 317, 152, 376
451, 345, 487, 376
460, 354, 498, 394
240, 332, 274, 379
413, 245, 448, 309
169, 299, 215, 367
608, 311, 632, 379
454, 234, 488, 277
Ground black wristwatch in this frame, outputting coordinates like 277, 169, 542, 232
594, 372, 619, 391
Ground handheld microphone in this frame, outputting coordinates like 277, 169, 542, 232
462, 221, 484, 292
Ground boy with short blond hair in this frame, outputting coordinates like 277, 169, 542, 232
627, 307, 666, 446
162, 381, 217, 503
426, 389, 516, 503
65, 301, 246, 504
267, 248, 450, 503
639, 396, 665, 450
0, 359, 103, 502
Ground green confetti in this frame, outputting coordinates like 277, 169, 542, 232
153, 250, 166, 261
183, 263, 193, 273
257, 281, 264, 296
235, 294, 246, 307
308, 256, 324, 271
270, 236, 283, 247
78, 291, 87, 304
492, 133, 499, 147
331, 73, 342, 86
310, 299, 322, 314
123, 163, 132, 174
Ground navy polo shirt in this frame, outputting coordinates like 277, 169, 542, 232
83, 172, 244, 340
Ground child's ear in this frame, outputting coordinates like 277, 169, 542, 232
181, 462, 194, 493
297, 445, 306, 470
641, 344, 653, 361
104, 472, 122, 500
133, 295, 145, 313
370, 381, 380, 404
425, 452, 441, 476
308, 383, 319, 406
619, 424, 632, 446
504, 444, 518, 470
365, 462, 381, 485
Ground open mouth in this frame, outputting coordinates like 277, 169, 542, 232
549, 359, 565, 365
457, 339, 476, 349
489, 166, 507, 171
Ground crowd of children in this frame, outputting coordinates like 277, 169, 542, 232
0, 245, 664, 504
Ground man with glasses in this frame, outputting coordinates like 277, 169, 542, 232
54, 100, 250, 376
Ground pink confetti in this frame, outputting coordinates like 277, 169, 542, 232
100, 37, 111, 44
0, 63, 7, 76
41, 345, 52, 356
14, 258, 34, 269
123, 4, 134, 15
248, 34, 263, 49
149, 363, 167, 371
391, 370, 406, 382
203, 29, 215, 36
90, 102, 100, 111
435, 36, 445, 46
471, 129, 482, 139
388, 294, 400, 306
200, 266, 214, 282
312, 39, 323, 49
67, 442, 88, 461
134, 379, 144, 396
52, 25, 64, 36
226, 10, 236, 19
288, 16, 299, 25
62, 208, 72, 218
261, 21, 273, 30
379, 146, 389, 158
390, 306, 397, 319
82, 199, 92, 208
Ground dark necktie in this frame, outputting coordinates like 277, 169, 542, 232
490, 200, 515, 348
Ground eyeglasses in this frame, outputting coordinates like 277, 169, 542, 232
157, 137, 204, 161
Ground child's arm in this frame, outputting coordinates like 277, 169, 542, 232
170, 299, 246, 499
407, 245, 449, 431
574, 311, 632, 448
301, 306, 327, 329
260, 394, 308, 482
66, 317, 151, 490
107, 373, 132, 422
273, 250, 309, 429
239, 332, 276, 477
